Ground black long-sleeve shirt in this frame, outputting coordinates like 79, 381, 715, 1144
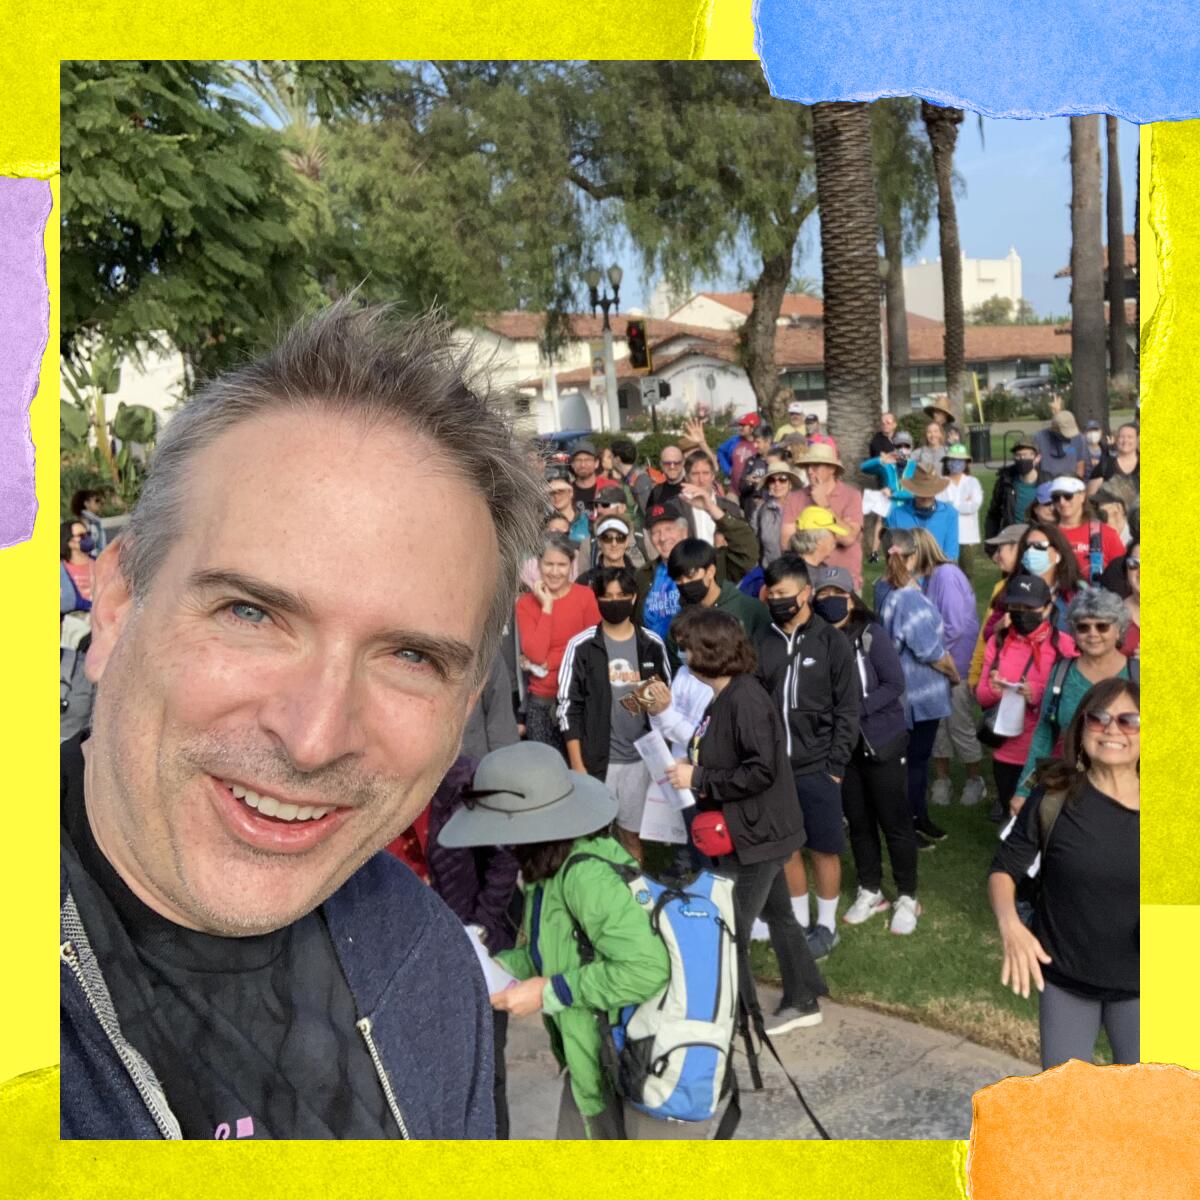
991, 781, 1139, 999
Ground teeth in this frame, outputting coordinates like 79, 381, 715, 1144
224, 781, 332, 822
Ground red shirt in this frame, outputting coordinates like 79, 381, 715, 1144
1059, 520, 1125, 578
515, 584, 602, 698
65, 558, 94, 602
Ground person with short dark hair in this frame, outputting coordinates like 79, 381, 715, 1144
663, 609, 828, 1035
70, 488, 108, 553
666, 538, 770, 660
569, 440, 618, 512
756, 553, 859, 957
986, 439, 1045, 540
608, 437, 653, 517
558, 566, 671, 863
988, 679, 1140, 1069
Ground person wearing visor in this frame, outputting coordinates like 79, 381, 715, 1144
975, 574, 1077, 819
1049, 475, 1124, 584
577, 515, 646, 590
438, 743, 679, 1140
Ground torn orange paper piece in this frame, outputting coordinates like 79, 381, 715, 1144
968, 1060, 1200, 1199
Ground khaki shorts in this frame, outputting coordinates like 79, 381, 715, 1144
933, 679, 984, 763
606, 760, 652, 833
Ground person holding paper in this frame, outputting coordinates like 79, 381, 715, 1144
558, 565, 672, 863
975, 575, 1077, 819
664, 608, 828, 1035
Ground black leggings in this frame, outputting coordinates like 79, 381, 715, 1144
992, 759, 1025, 814
906, 718, 941, 820
842, 742, 919, 896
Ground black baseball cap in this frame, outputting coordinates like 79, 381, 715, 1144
570, 439, 598, 458
595, 484, 626, 506
645, 499, 687, 528
1003, 574, 1052, 607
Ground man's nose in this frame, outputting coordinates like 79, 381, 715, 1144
259, 650, 368, 774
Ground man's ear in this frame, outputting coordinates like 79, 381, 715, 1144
85, 540, 136, 683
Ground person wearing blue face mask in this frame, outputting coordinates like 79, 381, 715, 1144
1012, 524, 1081, 632
60, 519, 96, 614
941, 445, 983, 579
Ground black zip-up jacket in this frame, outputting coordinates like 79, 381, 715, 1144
556, 622, 672, 779
985, 462, 1047, 538
691, 673, 807, 866
754, 612, 860, 777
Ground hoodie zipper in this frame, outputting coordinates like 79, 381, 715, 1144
60, 894, 182, 1140
772, 624, 803, 759
356, 1017, 411, 1139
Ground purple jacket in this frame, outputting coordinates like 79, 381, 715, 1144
426, 756, 521, 954
922, 563, 980, 679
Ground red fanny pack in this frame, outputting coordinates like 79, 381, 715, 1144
691, 810, 734, 858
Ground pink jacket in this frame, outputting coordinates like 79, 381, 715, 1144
975, 623, 1078, 764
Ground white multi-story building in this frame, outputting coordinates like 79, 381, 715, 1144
904, 248, 1023, 322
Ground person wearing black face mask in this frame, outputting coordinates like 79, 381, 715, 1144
986, 439, 1044, 540
664, 538, 769, 669
809, 566, 921, 934
558, 566, 672, 863
975, 575, 1070, 820
755, 554, 860, 957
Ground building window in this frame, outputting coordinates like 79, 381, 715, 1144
782, 369, 825, 402
967, 362, 991, 389
909, 365, 947, 400
1014, 360, 1051, 378
514, 396, 532, 416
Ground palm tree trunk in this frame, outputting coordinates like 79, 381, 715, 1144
921, 102, 965, 411
741, 244, 796, 429
1071, 116, 1108, 429
812, 102, 881, 463
1106, 115, 1128, 396
1070, 117, 1108, 428
880, 202, 911, 415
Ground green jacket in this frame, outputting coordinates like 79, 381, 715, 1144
495, 835, 668, 1127
666, 581, 771, 668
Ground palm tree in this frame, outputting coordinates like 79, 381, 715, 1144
873, 99, 934, 416
921, 102, 965, 411
812, 102, 882, 461
1070, 116, 1108, 428
1106, 116, 1128, 394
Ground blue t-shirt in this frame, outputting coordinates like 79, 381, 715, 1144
886, 501, 960, 560
642, 563, 680, 642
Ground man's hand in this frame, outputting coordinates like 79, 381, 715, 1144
665, 760, 694, 789
490, 976, 547, 1017
682, 417, 708, 448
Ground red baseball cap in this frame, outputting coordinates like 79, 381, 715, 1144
737, 412, 762, 427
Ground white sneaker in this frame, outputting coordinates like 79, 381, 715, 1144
960, 776, 987, 807
750, 918, 771, 941
842, 887, 889, 925
929, 777, 952, 807
890, 895, 921, 935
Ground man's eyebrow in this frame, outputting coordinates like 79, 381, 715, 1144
189, 570, 313, 618
189, 568, 476, 676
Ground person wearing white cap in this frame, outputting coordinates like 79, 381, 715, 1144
1048, 475, 1124, 584
775, 393, 808, 440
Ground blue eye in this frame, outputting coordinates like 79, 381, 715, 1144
229, 602, 268, 624
395, 648, 429, 666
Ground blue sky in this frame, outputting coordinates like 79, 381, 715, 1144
616, 113, 1139, 320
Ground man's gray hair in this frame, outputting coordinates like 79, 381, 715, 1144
789, 527, 834, 557
1066, 586, 1131, 637
123, 301, 546, 682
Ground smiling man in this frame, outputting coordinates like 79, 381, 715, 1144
59, 302, 545, 1140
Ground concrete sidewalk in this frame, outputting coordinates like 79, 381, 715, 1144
505, 987, 1036, 1140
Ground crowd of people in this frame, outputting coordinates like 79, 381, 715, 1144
61, 327, 1141, 1140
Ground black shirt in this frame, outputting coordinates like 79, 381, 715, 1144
60, 737, 396, 1139
868, 431, 895, 458
646, 479, 684, 509
990, 781, 1139, 1000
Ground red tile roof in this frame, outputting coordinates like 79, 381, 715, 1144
1054, 233, 1137, 278
685, 291, 825, 319
479, 312, 718, 343
1054, 297, 1139, 334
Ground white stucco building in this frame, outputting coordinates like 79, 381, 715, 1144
904, 248, 1023, 322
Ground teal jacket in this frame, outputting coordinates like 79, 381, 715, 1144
495, 835, 668, 1127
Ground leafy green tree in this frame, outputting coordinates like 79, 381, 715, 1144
61, 60, 325, 386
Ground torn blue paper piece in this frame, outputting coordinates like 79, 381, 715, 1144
0, 177, 51, 550
755, 0, 1200, 124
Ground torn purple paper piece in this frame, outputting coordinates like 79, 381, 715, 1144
0, 177, 51, 550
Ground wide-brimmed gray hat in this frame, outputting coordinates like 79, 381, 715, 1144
437, 742, 617, 848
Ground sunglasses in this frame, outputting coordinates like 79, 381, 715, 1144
599, 533, 627, 544
1073, 621, 1113, 634
1084, 710, 1141, 733
1051, 493, 1076, 504
660, 458, 683, 468
1126, 558, 1141, 569
1027, 540, 1051, 552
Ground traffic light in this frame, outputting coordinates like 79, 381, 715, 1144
626, 320, 652, 371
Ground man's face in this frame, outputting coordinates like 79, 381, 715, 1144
650, 518, 687, 560
1014, 450, 1038, 475
659, 449, 684, 482
592, 499, 625, 526
677, 563, 717, 600
754, 434, 772, 456
1052, 489, 1084, 524
686, 459, 714, 491
881, 413, 896, 436
85, 410, 497, 936
547, 482, 574, 513
765, 576, 810, 608
571, 453, 598, 481
808, 464, 836, 487
85, 495, 104, 515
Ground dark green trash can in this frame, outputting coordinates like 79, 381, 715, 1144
967, 423, 991, 465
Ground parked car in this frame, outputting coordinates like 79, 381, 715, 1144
534, 428, 594, 465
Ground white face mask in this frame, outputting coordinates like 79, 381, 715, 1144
1087, 431, 1102, 445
